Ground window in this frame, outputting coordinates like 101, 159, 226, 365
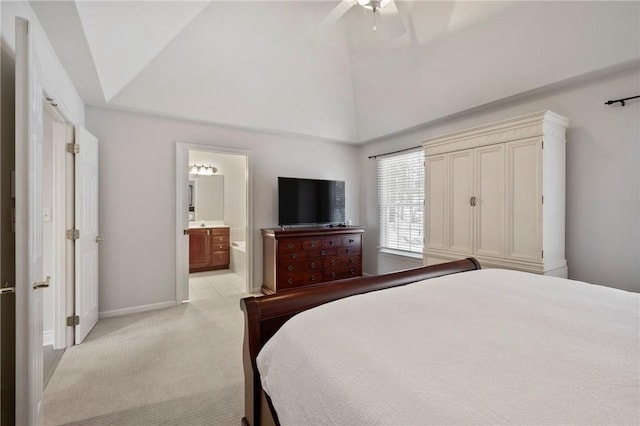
377, 149, 425, 255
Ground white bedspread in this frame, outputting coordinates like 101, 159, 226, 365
257, 269, 639, 425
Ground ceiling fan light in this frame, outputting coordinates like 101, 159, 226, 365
356, 0, 389, 11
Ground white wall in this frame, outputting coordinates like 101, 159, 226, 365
1, 1, 85, 126
359, 65, 640, 292
86, 107, 361, 313
351, 1, 640, 140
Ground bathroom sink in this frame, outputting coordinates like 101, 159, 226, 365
188, 220, 228, 229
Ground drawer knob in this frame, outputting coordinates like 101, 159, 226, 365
330, 240, 335, 245
350, 258, 355, 263
321, 250, 326, 256
331, 272, 336, 278
346, 248, 352, 253
311, 262, 316, 268
291, 253, 297, 259
287, 243, 293, 249
288, 265, 294, 272
287, 278, 293, 285
331, 260, 336, 266
350, 269, 355, 274
349, 239, 354, 243
311, 275, 317, 281
310, 242, 316, 247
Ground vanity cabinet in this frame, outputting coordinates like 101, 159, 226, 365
189, 227, 230, 272
261, 227, 364, 294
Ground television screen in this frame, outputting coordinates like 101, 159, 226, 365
278, 177, 345, 226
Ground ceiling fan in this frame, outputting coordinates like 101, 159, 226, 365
314, 0, 406, 39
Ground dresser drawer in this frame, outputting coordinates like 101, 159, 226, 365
342, 235, 361, 246
279, 250, 308, 261
338, 246, 360, 256
324, 268, 360, 282
279, 272, 323, 290
279, 239, 303, 251
322, 237, 342, 248
278, 259, 322, 275
302, 239, 322, 250
324, 255, 360, 269
306, 248, 338, 258
211, 243, 229, 251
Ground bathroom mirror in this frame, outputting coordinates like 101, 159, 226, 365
190, 175, 224, 221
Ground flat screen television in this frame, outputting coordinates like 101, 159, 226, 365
278, 177, 345, 226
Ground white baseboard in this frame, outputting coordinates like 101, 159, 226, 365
99, 301, 177, 319
43, 330, 55, 346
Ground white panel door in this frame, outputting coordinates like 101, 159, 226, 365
74, 128, 99, 344
448, 150, 474, 254
506, 138, 542, 262
425, 155, 447, 250
474, 145, 505, 258
15, 17, 45, 426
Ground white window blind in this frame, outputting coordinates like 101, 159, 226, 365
377, 149, 425, 255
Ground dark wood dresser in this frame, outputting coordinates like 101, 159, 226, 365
189, 227, 230, 272
261, 227, 364, 294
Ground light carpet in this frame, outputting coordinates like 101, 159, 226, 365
44, 293, 247, 425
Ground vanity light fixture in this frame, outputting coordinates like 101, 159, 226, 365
189, 163, 218, 176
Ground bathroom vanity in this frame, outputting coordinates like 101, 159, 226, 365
189, 225, 230, 272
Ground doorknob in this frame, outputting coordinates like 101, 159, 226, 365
1, 283, 15, 295
95, 236, 104, 243
33, 276, 51, 290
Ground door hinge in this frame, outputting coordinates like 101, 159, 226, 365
0, 284, 15, 295
183, 229, 190, 235
66, 315, 80, 326
66, 143, 80, 154
541, 250, 544, 258
66, 229, 80, 240
542, 195, 544, 204
541, 140, 544, 150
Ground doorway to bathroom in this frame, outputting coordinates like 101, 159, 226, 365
175, 144, 253, 303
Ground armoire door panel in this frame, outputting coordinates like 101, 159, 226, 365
422, 111, 568, 276
425, 155, 447, 249
448, 150, 473, 254
507, 138, 542, 261
474, 145, 505, 257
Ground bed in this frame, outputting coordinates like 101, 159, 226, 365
240, 258, 639, 425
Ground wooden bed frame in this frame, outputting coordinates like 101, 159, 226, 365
240, 257, 481, 426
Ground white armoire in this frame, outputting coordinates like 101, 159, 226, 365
422, 111, 569, 277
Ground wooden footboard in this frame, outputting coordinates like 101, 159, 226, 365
240, 258, 481, 426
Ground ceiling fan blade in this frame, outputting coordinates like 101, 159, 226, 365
379, 0, 406, 39
314, 0, 355, 35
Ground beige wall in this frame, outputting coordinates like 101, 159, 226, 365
86, 107, 361, 314
359, 65, 640, 292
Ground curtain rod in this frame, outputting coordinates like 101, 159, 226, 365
605, 95, 640, 107
368, 146, 421, 160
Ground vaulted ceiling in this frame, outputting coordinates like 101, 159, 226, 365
30, 1, 639, 143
